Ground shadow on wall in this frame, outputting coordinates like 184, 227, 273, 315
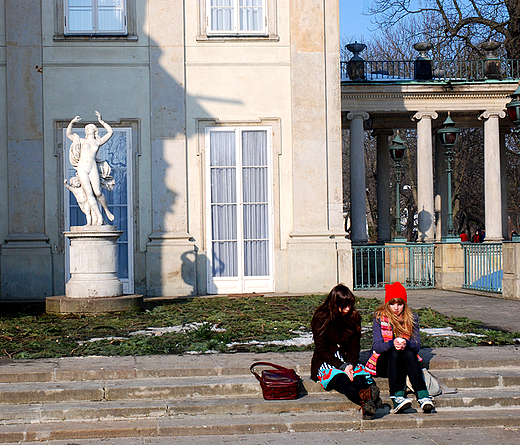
136, 1, 243, 297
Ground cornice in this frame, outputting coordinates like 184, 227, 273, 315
341, 91, 511, 101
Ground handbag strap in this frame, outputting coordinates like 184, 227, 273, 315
250, 362, 293, 382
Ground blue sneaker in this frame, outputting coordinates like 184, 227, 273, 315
391, 396, 412, 413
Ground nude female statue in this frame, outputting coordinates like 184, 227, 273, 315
66, 111, 115, 226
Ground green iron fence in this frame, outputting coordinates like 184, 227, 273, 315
462, 243, 502, 293
352, 244, 435, 290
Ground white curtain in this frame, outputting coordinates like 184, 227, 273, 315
68, 0, 124, 32
68, 0, 93, 32
210, 131, 238, 277
98, 0, 125, 32
239, 0, 263, 32
210, 0, 234, 32
242, 130, 269, 276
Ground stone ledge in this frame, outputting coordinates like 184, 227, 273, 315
46, 295, 144, 314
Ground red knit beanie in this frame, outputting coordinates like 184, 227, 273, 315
385, 282, 407, 303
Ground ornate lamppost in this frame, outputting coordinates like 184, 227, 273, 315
389, 132, 408, 242
506, 82, 520, 134
438, 113, 460, 242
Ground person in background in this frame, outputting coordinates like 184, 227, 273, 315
366, 282, 435, 414
460, 230, 469, 242
311, 284, 382, 420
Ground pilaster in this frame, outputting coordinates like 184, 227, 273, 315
1, 0, 52, 299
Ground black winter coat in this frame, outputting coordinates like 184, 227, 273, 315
310, 309, 362, 381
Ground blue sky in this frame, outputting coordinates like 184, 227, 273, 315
340, 0, 375, 41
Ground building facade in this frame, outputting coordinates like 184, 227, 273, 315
0, 0, 351, 300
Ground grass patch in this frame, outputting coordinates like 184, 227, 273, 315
0, 295, 518, 359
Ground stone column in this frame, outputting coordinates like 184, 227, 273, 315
375, 130, 392, 242
1, 0, 52, 299
348, 112, 369, 244
479, 110, 506, 241
500, 131, 509, 240
434, 132, 447, 241
413, 111, 438, 242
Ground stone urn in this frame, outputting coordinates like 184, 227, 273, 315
413, 42, 433, 80
346, 42, 367, 81
482, 41, 502, 79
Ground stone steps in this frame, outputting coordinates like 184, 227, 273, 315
2, 408, 520, 443
0, 347, 518, 442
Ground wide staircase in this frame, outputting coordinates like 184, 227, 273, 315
1, 346, 519, 442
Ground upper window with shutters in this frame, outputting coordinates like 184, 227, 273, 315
207, 0, 268, 36
64, 0, 128, 36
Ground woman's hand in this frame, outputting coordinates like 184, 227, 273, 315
393, 337, 407, 350
344, 364, 354, 381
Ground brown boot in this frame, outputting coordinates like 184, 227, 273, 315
370, 383, 383, 409
359, 387, 376, 420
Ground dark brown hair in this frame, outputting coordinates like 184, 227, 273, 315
312, 284, 360, 335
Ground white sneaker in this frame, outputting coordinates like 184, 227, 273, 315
391, 396, 412, 413
418, 397, 435, 413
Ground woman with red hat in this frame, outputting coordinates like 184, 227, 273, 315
366, 282, 434, 414
310, 284, 382, 419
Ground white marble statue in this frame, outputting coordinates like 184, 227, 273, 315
65, 111, 115, 226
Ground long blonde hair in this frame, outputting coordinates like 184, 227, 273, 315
374, 298, 415, 338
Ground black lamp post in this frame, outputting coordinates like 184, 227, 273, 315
438, 113, 460, 242
389, 132, 408, 242
506, 82, 520, 134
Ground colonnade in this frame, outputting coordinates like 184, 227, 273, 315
348, 109, 508, 244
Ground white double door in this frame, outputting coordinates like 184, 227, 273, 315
206, 127, 274, 294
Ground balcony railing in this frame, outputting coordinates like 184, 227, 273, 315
341, 59, 520, 82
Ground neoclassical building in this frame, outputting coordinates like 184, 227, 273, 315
2, 2, 519, 302
0, 0, 350, 300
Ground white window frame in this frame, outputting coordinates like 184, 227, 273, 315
65, 0, 128, 36
63, 127, 134, 294
205, 126, 274, 294
206, 0, 267, 36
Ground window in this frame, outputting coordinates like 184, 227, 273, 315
65, 0, 127, 35
63, 127, 134, 294
207, 0, 267, 35
206, 126, 273, 294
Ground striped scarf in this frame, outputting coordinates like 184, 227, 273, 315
365, 315, 411, 375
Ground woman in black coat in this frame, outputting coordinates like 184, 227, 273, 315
310, 284, 381, 419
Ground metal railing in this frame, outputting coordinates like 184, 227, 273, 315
341, 59, 520, 82
462, 243, 503, 293
352, 243, 435, 290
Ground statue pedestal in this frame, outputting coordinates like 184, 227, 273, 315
47, 225, 143, 314
65, 225, 124, 298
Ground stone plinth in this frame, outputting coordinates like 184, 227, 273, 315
434, 242, 464, 289
65, 225, 123, 298
46, 294, 143, 314
502, 241, 520, 300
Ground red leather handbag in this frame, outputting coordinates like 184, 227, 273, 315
250, 362, 300, 400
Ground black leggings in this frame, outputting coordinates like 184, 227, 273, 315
326, 373, 370, 405
376, 348, 426, 396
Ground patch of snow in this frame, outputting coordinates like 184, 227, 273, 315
420, 327, 485, 337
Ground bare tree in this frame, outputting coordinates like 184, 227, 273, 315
368, 0, 520, 59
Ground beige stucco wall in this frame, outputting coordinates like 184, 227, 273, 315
1, 0, 349, 298
38, 1, 153, 296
